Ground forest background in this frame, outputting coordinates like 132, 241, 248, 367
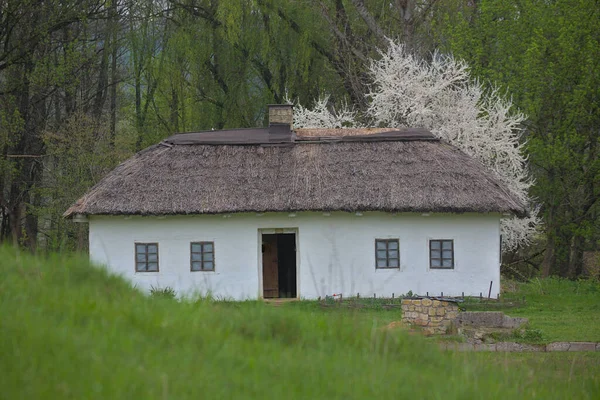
0, 0, 598, 279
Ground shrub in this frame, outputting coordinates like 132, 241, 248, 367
150, 285, 176, 299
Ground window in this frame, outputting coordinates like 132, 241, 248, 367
191, 242, 215, 271
430, 239, 454, 269
135, 243, 159, 272
375, 239, 400, 269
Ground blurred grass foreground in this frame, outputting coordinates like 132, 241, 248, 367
0, 246, 599, 399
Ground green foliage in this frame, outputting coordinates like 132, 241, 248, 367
434, 0, 600, 276
521, 328, 544, 342
31, 112, 134, 251
488, 327, 545, 343
150, 285, 176, 299
1, 246, 599, 399
0, 98, 24, 198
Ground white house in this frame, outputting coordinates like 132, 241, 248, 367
65, 105, 527, 300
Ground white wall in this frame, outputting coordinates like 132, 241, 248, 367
88, 212, 501, 300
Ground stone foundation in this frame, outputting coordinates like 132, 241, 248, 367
401, 298, 459, 334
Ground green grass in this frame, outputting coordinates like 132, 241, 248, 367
1, 246, 599, 399
281, 296, 406, 325
465, 278, 600, 342
467, 352, 600, 384
506, 278, 600, 342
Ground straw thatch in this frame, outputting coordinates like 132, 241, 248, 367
64, 128, 526, 218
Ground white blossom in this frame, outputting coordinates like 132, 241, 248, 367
294, 40, 540, 251
290, 95, 361, 129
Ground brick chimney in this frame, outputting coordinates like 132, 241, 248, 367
268, 104, 293, 129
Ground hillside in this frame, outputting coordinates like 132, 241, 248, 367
0, 246, 598, 399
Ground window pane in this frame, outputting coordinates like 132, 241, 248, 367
430, 250, 441, 259
430, 240, 441, 250
376, 250, 387, 259
191, 252, 202, 261
203, 242, 214, 252
388, 258, 399, 267
431, 258, 441, 267
148, 253, 158, 262
376, 241, 387, 250
203, 252, 214, 262
191, 243, 202, 253
203, 261, 214, 270
442, 259, 453, 268
147, 262, 158, 271
376, 259, 388, 268
387, 241, 398, 250
442, 241, 452, 250
147, 244, 158, 254
136, 244, 146, 254
388, 249, 398, 259
136, 262, 147, 271
191, 261, 202, 271
136, 254, 146, 262
442, 250, 453, 259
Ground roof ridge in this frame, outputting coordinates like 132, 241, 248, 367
164, 127, 438, 146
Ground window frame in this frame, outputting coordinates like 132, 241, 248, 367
374, 239, 400, 269
429, 239, 454, 270
135, 242, 159, 272
190, 241, 215, 272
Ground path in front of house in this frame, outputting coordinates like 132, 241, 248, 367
440, 341, 600, 352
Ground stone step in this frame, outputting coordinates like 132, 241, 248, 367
440, 341, 600, 352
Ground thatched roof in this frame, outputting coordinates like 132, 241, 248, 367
64, 127, 527, 218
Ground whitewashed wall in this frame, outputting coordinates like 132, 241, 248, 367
88, 212, 501, 299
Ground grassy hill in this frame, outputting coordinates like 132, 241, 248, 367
0, 246, 598, 399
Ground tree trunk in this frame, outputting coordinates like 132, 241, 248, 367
170, 87, 179, 132
109, 0, 119, 144
541, 230, 555, 277
62, 26, 76, 115
396, 0, 416, 49
25, 192, 39, 251
93, 5, 111, 120
567, 234, 586, 278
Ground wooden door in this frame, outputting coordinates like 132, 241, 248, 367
262, 234, 279, 298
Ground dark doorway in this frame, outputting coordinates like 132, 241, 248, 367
262, 233, 297, 298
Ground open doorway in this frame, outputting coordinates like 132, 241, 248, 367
261, 233, 297, 298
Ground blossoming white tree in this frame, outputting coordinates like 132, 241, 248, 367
293, 40, 539, 251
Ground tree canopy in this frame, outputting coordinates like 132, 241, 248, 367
0, 0, 598, 278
